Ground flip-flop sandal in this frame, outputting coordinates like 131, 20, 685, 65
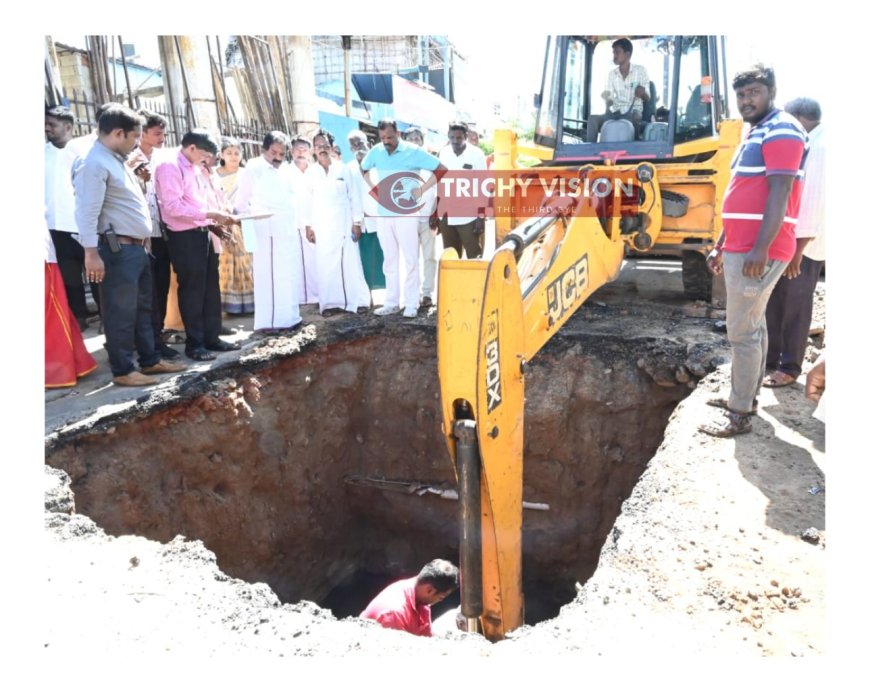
707, 398, 758, 414
699, 410, 752, 438
762, 371, 796, 388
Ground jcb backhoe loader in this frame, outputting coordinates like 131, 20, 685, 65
437, 35, 741, 642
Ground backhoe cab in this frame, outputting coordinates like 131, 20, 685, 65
496, 34, 742, 302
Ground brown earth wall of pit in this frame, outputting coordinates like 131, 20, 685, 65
46, 321, 703, 621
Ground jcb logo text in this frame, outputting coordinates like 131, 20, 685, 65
546, 254, 589, 326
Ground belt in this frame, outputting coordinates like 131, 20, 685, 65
99, 234, 148, 246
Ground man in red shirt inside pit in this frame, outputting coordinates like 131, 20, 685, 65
702, 64, 808, 437
360, 559, 459, 636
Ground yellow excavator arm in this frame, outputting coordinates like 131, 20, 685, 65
437, 162, 659, 640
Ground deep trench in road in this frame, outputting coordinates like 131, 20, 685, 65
46, 323, 693, 628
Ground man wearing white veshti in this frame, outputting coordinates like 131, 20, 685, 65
234, 131, 303, 332
302, 129, 370, 314
287, 135, 319, 306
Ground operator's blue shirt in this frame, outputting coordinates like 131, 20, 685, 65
360, 139, 441, 173
360, 139, 442, 217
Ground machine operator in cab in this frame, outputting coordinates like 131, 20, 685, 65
586, 37, 650, 143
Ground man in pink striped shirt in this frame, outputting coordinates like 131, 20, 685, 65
154, 129, 239, 361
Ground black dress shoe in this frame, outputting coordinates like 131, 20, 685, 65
204, 339, 241, 352
158, 343, 181, 360
186, 347, 216, 361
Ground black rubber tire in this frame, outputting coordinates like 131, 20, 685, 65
662, 189, 690, 218
682, 250, 712, 302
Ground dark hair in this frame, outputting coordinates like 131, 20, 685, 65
784, 97, 821, 122
137, 108, 168, 131
377, 119, 398, 132
404, 127, 423, 141
98, 104, 144, 135
417, 559, 459, 594
332, 144, 342, 156
732, 63, 776, 90
263, 130, 291, 150
219, 136, 242, 167
612, 38, 633, 55
447, 120, 468, 135
96, 102, 123, 121
291, 136, 312, 148
220, 135, 241, 152
181, 128, 219, 155
45, 105, 75, 125
313, 129, 335, 148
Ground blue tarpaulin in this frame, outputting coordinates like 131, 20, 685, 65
351, 74, 394, 103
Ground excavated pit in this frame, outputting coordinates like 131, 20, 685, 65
46, 317, 706, 627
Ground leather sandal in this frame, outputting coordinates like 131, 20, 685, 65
762, 371, 797, 388
699, 410, 753, 438
186, 347, 216, 361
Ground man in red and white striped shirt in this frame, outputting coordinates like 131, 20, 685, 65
701, 64, 808, 438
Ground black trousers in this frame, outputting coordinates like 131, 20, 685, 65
765, 255, 824, 378
149, 236, 172, 342
439, 220, 482, 259
50, 229, 102, 318
97, 240, 159, 376
166, 229, 221, 351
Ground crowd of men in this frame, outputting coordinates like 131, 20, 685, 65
44, 102, 487, 388
46, 61, 825, 434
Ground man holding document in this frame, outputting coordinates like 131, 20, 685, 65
235, 131, 304, 333
154, 129, 240, 361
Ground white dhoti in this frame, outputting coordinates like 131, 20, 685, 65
304, 161, 370, 313
316, 234, 370, 313
296, 228, 319, 305
312, 197, 369, 313
235, 157, 303, 331
252, 223, 301, 330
